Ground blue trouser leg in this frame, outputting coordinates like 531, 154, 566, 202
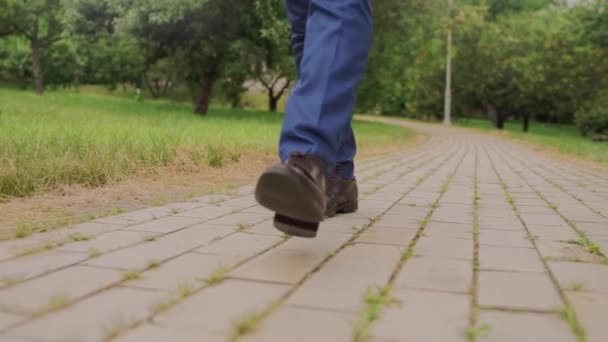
280, 0, 373, 179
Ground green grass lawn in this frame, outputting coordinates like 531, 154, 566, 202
456, 117, 608, 166
0, 88, 414, 198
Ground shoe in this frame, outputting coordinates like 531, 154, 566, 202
326, 175, 358, 218
255, 153, 327, 238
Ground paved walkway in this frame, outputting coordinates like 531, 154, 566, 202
1, 122, 607, 342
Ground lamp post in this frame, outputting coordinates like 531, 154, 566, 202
443, 0, 453, 125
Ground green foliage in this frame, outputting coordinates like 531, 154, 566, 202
576, 90, 608, 138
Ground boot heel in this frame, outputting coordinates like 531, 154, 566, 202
339, 201, 358, 214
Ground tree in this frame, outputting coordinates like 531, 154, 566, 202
117, 0, 261, 115
0, 0, 66, 94
249, 0, 294, 112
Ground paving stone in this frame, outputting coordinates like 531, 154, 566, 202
62, 221, 125, 238
245, 220, 281, 236
519, 213, 567, 227
159, 223, 235, 245
321, 217, 372, 234
526, 225, 580, 242
6, 287, 168, 342
0, 266, 122, 314
0, 251, 87, 284
163, 201, 206, 213
196, 233, 281, 260
287, 243, 402, 311
176, 205, 236, 220
548, 261, 608, 293
155, 280, 289, 334
97, 207, 173, 225
115, 324, 226, 342
479, 245, 544, 273
125, 216, 203, 234
229, 248, 331, 284
477, 311, 576, 342
415, 237, 473, 260
241, 205, 274, 215
356, 227, 418, 246
535, 240, 604, 263
566, 291, 608, 342
478, 271, 563, 311
374, 214, 421, 229
371, 289, 469, 342
57, 230, 151, 254
558, 205, 603, 223
424, 221, 473, 239
216, 196, 258, 208
477, 219, 523, 231
395, 256, 472, 293
281, 231, 352, 253
242, 306, 356, 342
516, 206, 556, 215
0, 311, 25, 331
85, 238, 198, 270
575, 222, 608, 236
128, 253, 240, 291
192, 194, 231, 204
206, 212, 271, 227
479, 230, 534, 248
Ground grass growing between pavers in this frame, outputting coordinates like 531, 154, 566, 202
559, 303, 587, 342
487, 151, 589, 342
466, 324, 492, 341
455, 118, 608, 166
468, 150, 483, 342
229, 299, 285, 342
88, 248, 102, 258
0, 88, 415, 199
351, 150, 465, 341
353, 288, 398, 342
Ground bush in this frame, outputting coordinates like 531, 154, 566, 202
576, 94, 608, 139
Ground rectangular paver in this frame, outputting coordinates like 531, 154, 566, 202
242, 306, 356, 342
6, 287, 168, 342
287, 243, 402, 312
371, 289, 469, 342
155, 279, 289, 334
394, 256, 472, 293
478, 271, 563, 311
477, 311, 576, 342
0, 265, 122, 314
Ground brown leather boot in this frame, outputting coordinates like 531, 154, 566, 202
255, 153, 327, 238
325, 175, 358, 218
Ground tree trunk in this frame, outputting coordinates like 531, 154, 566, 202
487, 104, 498, 127
194, 74, 218, 115
30, 39, 44, 95
496, 113, 505, 130
268, 89, 279, 112
522, 113, 530, 133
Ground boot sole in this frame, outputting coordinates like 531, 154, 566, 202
274, 215, 319, 238
255, 164, 325, 224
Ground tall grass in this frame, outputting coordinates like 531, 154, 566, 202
0, 88, 413, 197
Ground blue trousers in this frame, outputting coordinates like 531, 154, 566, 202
279, 0, 373, 179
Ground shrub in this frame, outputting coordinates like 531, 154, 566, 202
576, 93, 608, 140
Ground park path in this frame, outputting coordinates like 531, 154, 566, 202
0, 121, 607, 342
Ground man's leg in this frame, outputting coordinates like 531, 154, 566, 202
256, 0, 372, 237
279, 0, 373, 172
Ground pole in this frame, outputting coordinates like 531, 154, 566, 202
443, 0, 453, 125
